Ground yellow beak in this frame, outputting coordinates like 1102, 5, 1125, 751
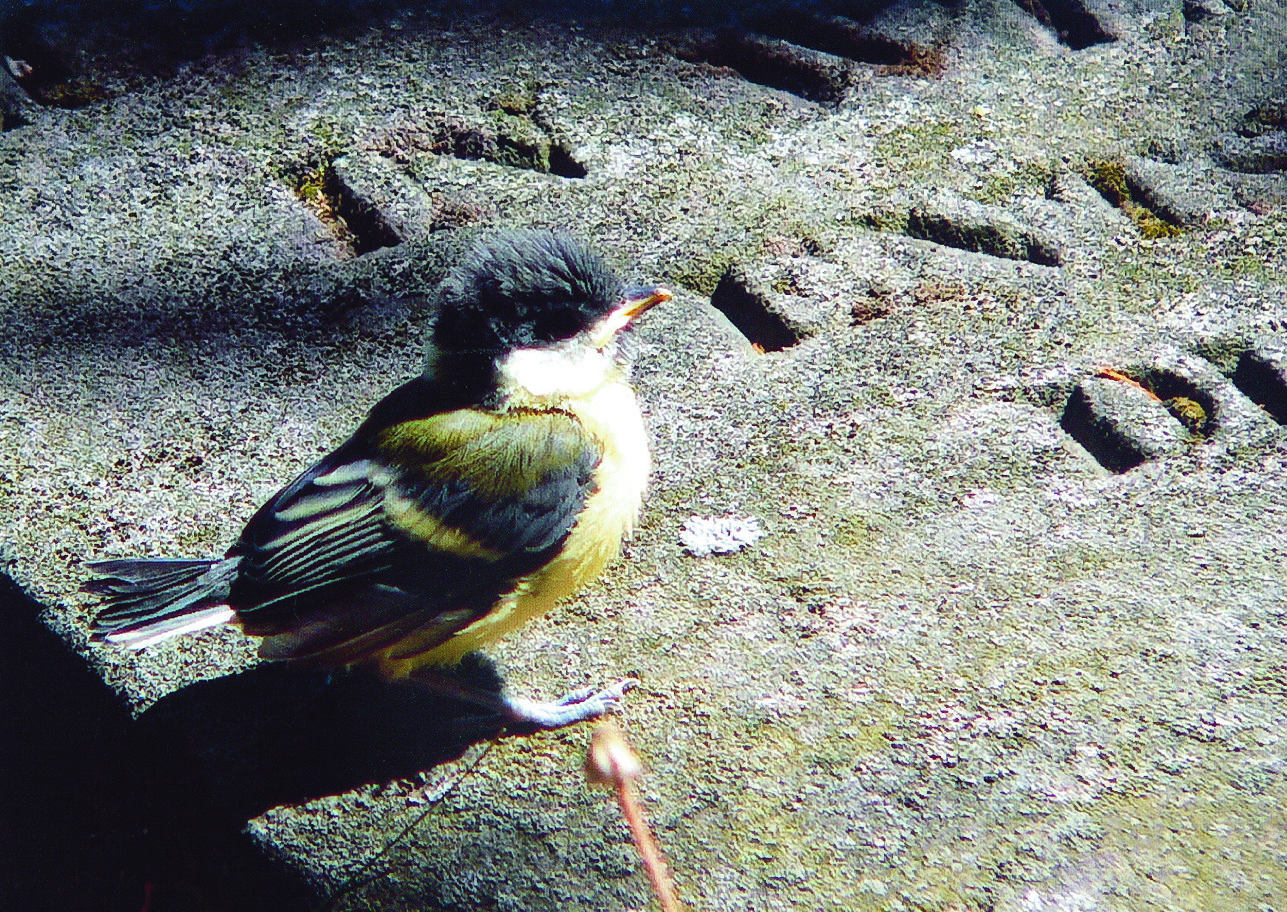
590, 286, 672, 349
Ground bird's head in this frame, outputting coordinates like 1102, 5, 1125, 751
425, 230, 671, 405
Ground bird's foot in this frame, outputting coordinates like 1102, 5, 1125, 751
503, 678, 636, 733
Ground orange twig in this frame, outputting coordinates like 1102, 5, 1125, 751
587, 723, 682, 912
1095, 367, 1161, 401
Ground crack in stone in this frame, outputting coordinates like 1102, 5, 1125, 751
1012, 0, 1116, 50
1231, 348, 1287, 425
709, 264, 808, 352
906, 208, 1064, 266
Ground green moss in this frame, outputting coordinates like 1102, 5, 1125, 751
831, 514, 883, 551
1086, 158, 1131, 206
488, 81, 542, 116
974, 162, 1054, 206
307, 115, 355, 159
871, 120, 962, 178
1136, 213, 1183, 239
488, 118, 553, 172
287, 158, 358, 249
39, 79, 110, 108
858, 206, 912, 234
1224, 253, 1272, 279
1085, 158, 1183, 238
296, 165, 329, 203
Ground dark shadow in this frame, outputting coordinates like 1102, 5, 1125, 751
0, 0, 803, 108
1232, 350, 1287, 425
1, 572, 536, 912
709, 267, 803, 353
0, 231, 471, 374
1, 574, 143, 912
1011, 0, 1115, 49
1059, 384, 1147, 473
1, 0, 426, 107
133, 657, 515, 835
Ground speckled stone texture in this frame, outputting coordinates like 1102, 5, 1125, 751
2, 1, 1285, 910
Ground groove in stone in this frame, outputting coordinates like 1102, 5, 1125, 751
906, 209, 1063, 266
710, 267, 806, 352
1231, 350, 1287, 425
678, 30, 854, 105
1013, 0, 1116, 50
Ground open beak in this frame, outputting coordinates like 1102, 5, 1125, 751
590, 286, 672, 349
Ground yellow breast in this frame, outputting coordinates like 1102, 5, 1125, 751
379, 372, 650, 677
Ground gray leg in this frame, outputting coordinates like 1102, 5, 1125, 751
503, 678, 636, 731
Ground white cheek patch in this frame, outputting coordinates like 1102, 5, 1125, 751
589, 307, 632, 348
498, 341, 611, 400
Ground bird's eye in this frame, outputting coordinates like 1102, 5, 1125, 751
533, 307, 584, 342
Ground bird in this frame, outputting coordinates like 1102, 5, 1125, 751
84, 229, 671, 728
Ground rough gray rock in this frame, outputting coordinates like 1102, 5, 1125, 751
2, 1, 1286, 911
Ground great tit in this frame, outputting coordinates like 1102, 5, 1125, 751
85, 230, 670, 726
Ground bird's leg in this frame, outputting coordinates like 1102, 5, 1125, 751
407, 664, 635, 734
502, 678, 636, 733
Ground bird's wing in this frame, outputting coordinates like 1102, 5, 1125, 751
228, 407, 601, 663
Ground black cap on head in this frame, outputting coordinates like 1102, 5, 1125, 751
433, 230, 623, 355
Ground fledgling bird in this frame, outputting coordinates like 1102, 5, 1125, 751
85, 230, 670, 728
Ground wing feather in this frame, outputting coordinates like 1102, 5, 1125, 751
224, 406, 600, 663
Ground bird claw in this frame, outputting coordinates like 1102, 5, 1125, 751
504, 677, 637, 731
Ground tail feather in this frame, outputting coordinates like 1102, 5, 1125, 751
84, 557, 241, 649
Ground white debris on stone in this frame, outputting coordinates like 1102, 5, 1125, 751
679, 515, 765, 557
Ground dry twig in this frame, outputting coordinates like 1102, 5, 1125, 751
586, 722, 682, 912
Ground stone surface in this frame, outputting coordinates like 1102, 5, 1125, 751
2, 1, 1286, 911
